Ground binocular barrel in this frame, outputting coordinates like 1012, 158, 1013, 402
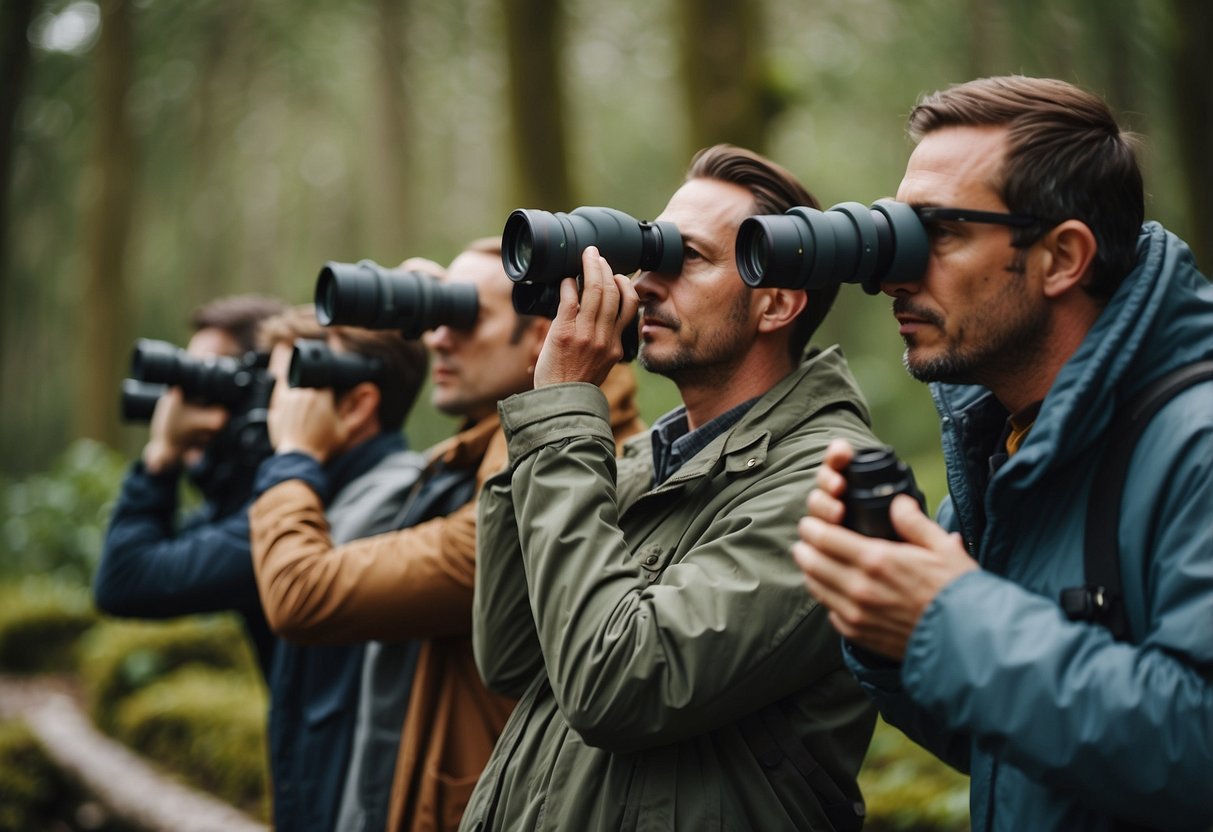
315, 260, 479, 339
130, 338, 259, 408
288, 339, 383, 390
843, 447, 925, 540
502, 206, 682, 287
736, 199, 928, 294
120, 379, 166, 423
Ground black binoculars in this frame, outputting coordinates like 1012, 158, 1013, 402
287, 339, 382, 391
501, 206, 676, 360
315, 260, 478, 339
843, 447, 925, 540
119, 379, 166, 423
130, 338, 270, 409
735, 200, 928, 294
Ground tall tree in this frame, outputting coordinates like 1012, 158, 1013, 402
370, 0, 416, 258
675, 0, 773, 157
77, 0, 137, 444
1167, 0, 1213, 272
0, 0, 39, 400
501, 0, 574, 209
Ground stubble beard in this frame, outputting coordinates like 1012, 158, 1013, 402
638, 291, 752, 387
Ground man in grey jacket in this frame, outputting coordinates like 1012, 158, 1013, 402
795, 76, 1213, 830
465, 145, 885, 830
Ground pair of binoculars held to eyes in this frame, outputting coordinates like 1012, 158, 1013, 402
500, 199, 930, 296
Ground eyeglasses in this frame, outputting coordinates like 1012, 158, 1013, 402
913, 206, 1055, 229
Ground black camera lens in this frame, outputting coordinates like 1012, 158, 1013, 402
502, 206, 682, 286
843, 447, 925, 540
315, 260, 479, 339
736, 199, 928, 294
288, 339, 383, 391
130, 338, 254, 408
120, 379, 166, 423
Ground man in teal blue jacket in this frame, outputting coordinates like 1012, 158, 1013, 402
795, 76, 1213, 830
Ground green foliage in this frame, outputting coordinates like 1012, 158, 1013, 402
0, 577, 97, 672
0, 439, 126, 584
112, 667, 269, 819
0, 720, 74, 832
860, 719, 971, 831
77, 614, 260, 732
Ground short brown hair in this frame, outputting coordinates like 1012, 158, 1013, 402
684, 144, 831, 361
190, 294, 287, 353
258, 305, 427, 433
908, 76, 1143, 298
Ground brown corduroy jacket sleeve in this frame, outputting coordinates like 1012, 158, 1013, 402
249, 428, 507, 645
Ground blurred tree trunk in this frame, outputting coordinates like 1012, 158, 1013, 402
0, 0, 38, 400
964, 0, 1009, 77
676, 0, 772, 157
1167, 0, 1213, 272
371, 0, 416, 258
501, 0, 573, 209
77, 0, 136, 445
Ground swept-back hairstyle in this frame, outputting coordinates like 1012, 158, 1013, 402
685, 144, 832, 361
908, 76, 1143, 298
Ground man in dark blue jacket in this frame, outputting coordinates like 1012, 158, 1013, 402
95, 300, 429, 832
795, 76, 1213, 830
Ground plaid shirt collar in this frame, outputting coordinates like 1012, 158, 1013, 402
650, 396, 759, 485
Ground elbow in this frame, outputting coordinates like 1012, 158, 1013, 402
563, 705, 653, 754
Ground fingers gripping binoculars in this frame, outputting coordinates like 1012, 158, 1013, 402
735, 199, 928, 294
502, 206, 680, 361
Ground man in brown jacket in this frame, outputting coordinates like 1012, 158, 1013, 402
248, 238, 644, 832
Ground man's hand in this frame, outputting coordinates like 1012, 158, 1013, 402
142, 388, 229, 474
533, 246, 639, 388
793, 444, 978, 660
268, 384, 347, 463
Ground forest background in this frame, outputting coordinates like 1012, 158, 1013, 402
0, 1, 1210, 826
2, 0, 1211, 497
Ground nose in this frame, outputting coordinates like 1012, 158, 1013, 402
633, 270, 670, 304
423, 325, 454, 352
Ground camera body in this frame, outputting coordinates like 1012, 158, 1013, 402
736, 199, 928, 294
843, 447, 925, 540
315, 260, 478, 339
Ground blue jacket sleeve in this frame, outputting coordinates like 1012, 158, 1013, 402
94, 462, 264, 619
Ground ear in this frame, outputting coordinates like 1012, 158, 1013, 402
1037, 220, 1098, 299
335, 381, 382, 433
755, 288, 809, 334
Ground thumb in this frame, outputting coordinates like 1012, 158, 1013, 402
889, 493, 948, 549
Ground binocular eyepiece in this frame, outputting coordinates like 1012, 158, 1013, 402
288, 339, 383, 391
130, 339, 265, 409
315, 260, 479, 339
736, 199, 928, 294
843, 447, 925, 540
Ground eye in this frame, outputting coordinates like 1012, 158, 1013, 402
924, 222, 957, 242
683, 246, 704, 262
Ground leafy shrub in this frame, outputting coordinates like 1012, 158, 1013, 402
0, 439, 127, 584
0, 577, 97, 672
0, 719, 74, 831
112, 667, 269, 818
77, 614, 260, 732
859, 719, 971, 831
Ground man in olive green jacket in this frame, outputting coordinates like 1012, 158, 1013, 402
465, 145, 882, 831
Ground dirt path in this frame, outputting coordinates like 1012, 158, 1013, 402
0, 674, 267, 832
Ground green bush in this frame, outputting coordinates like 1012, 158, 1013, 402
0, 439, 127, 584
0, 577, 98, 672
859, 719, 971, 831
77, 614, 260, 732
0, 719, 74, 831
113, 667, 269, 819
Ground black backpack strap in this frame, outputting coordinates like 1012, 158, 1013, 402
1061, 360, 1213, 640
